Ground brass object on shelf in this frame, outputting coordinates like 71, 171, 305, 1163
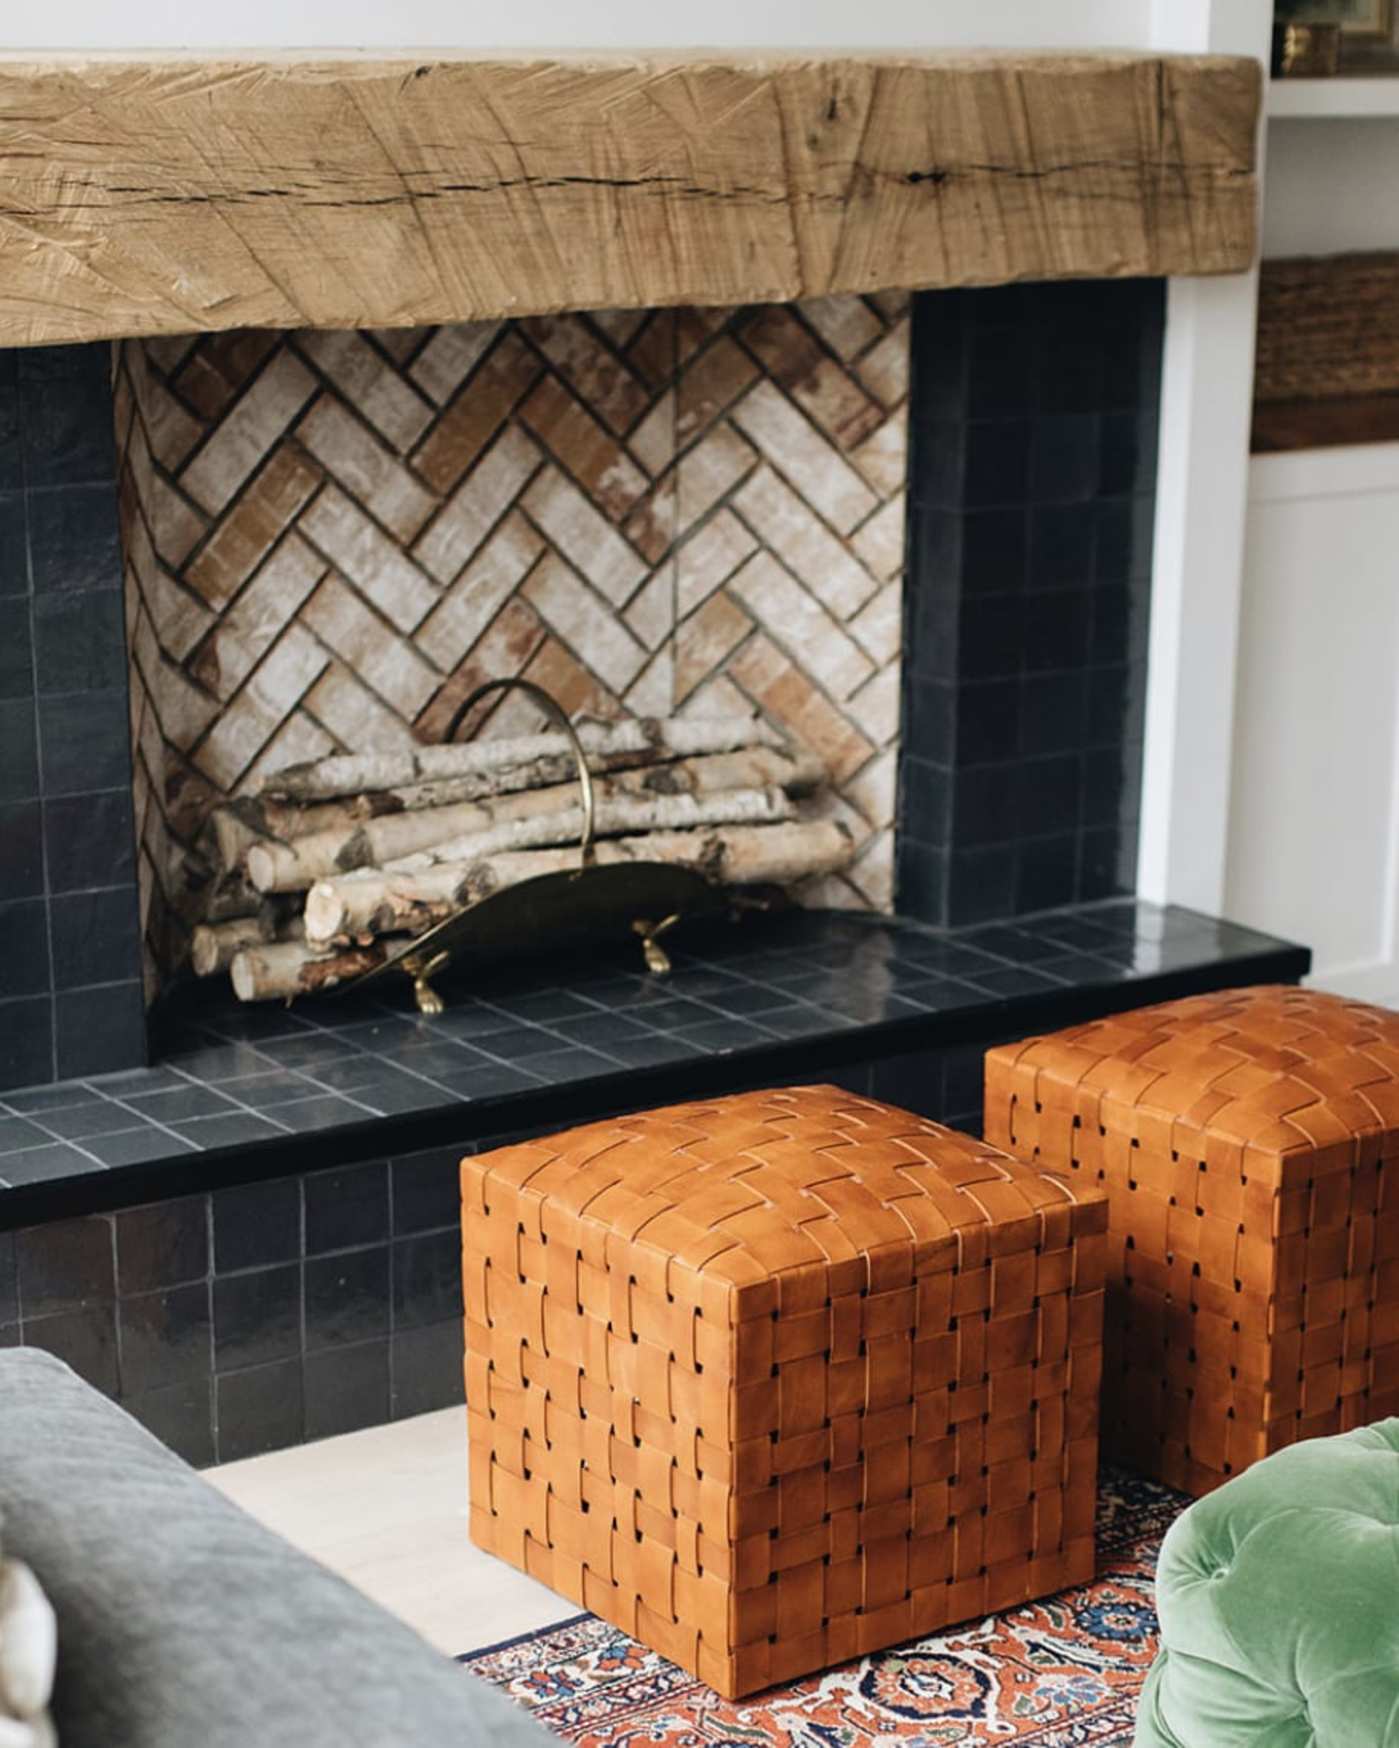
1272, 21, 1342, 76
347, 678, 730, 1014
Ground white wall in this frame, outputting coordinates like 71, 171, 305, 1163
1265, 119, 1399, 257
1227, 445, 1399, 997
0, 0, 1153, 51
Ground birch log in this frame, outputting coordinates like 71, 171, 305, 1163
246, 748, 823, 892
190, 914, 276, 976
229, 942, 384, 1001
260, 717, 781, 801
381, 787, 794, 875
304, 819, 852, 946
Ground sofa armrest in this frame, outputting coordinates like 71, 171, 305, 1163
0, 1349, 551, 1748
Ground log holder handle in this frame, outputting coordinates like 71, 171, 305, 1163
443, 676, 597, 870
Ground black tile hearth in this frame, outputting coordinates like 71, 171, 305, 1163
0, 895, 1307, 1466
0, 901, 1306, 1228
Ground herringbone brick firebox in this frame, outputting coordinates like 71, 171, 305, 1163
117, 298, 909, 991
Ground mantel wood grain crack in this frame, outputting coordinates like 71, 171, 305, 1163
0, 49, 1261, 346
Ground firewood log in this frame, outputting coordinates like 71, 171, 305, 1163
259, 716, 781, 801
241, 746, 826, 892
229, 941, 384, 1001
381, 786, 794, 877
190, 913, 276, 976
302, 819, 852, 947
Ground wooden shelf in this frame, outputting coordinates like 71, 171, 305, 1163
1252, 393, 1399, 453
1268, 74, 1399, 118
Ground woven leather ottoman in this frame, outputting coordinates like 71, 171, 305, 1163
985, 986, 1399, 1499
462, 1085, 1107, 1697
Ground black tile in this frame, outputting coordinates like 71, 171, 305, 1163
213, 1263, 301, 1371
0, 698, 38, 803
81, 1127, 196, 1166
305, 1340, 390, 1441
2, 1140, 93, 1185
117, 1082, 237, 1124
216, 1359, 304, 1463
304, 1162, 389, 1255
28, 486, 122, 593
4, 1081, 104, 1113
214, 1070, 323, 1108
898, 758, 951, 849
32, 1100, 132, 1140
15, 1214, 114, 1315
392, 1147, 465, 1235
437, 1064, 543, 1100
164, 1041, 280, 1079
895, 837, 947, 926
304, 1246, 389, 1351
269, 1093, 377, 1132
0, 799, 43, 898
957, 595, 1024, 681
952, 763, 1017, 849
960, 507, 1029, 596
168, 1111, 284, 1150
21, 346, 119, 488
1099, 411, 1157, 497
115, 1195, 209, 1294
963, 419, 1030, 508
1028, 502, 1096, 592
391, 1319, 464, 1420
53, 980, 146, 1078
1031, 414, 1101, 504
23, 1303, 119, 1393
1035, 334, 1105, 414
0, 506, 26, 599
1080, 825, 1136, 901
0, 898, 51, 997
392, 1230, 461, 1332
37, 687, 131, 797
0, 1232, 15, 1326
32, 587, 128, 697
1015, 834, 1080, 912
213, 1177, 301, 1273
1024, 589, 1091, 674
49, 887, 142, 990
122, 1378, 215, 1467
0, 596, 33, 700
1013, 755, 1081, 840
946, 848, 1018, 928
119, 1281, 212, 1394
957, 681, 1020, 764
1019, 671, 1088, 755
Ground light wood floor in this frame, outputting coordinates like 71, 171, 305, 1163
206, 1409, 576, 1657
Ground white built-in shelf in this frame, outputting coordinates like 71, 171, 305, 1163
1268, 75, 1399, 119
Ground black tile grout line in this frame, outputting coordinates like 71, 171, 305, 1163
0, 932, 1310, 1235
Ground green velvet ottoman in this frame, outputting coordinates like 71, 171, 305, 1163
1136, 1420, 1399, 1747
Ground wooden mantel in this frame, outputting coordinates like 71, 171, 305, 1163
0, 49, 1260, 347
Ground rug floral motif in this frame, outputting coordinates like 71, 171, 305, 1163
463, 1471, 1183, 1747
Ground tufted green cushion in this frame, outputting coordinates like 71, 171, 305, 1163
1136, 1420, 1399, 1748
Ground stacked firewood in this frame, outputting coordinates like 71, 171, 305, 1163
193, 717, 853, 1002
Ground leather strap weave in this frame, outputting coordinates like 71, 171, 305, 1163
462, 1083, 1106, 1696
986, 984, 1399, 1496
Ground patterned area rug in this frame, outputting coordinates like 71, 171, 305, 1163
463, 1472, 1183, 1747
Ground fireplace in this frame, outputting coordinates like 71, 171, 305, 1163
0, 46, 1299, 1463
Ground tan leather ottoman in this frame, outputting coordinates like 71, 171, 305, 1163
461, 1084, 1106, 1697
985, 985, 1399, 1498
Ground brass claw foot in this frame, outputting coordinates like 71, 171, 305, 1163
403, 949, 451, 1015
633, 914, 681, 977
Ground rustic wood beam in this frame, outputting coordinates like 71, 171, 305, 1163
0, 50, 1260, 347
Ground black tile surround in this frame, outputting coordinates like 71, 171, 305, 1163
0, 343, 144, 1086
898, 280, 1163, 927
0, 902, 1308, 1464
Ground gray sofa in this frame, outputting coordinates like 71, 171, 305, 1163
0, 1348, 554, 1748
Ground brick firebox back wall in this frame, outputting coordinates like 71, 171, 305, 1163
117, 299, 910, 989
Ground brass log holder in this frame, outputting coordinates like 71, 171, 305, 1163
346, 677, 729, 1014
